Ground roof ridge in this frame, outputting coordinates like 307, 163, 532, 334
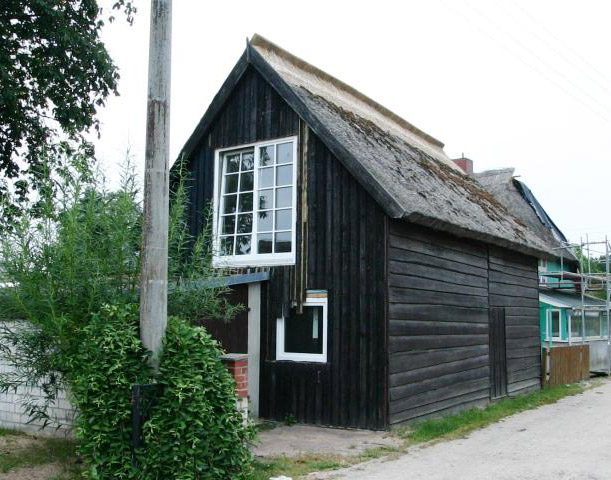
249, 34, 445, 149
474, 167, 515, 177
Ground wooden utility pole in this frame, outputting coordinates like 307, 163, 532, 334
140, 0, 172, 369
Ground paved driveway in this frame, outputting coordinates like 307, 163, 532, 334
315, 379, 611, 480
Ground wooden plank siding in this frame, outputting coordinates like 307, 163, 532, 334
183, 66, 388, 430
488, 246, 542, 395
387, 222, 541, 425
181, 63, 542, 430
260, 131, 388, 430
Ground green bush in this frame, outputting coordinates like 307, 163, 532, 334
0, 156, 253, 478
142, 318, 254, 480
0, 156, 239, 421
67, 305, 254, 479
67, 304, 150, 479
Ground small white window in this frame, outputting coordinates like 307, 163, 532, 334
212, 137, 297, 267
276, 294, 327, 363
547, 309, 561, 340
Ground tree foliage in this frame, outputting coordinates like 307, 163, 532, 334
0, 154, 241, 425
0, 0, 135, 208
0, 155, 254, 477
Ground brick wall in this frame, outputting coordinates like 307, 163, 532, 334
221, 353, 248, 420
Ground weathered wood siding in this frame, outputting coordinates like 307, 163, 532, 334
185, 66, 299, 237
259, 131, 388, 430
488, 246, 541, 395
387, 222, 540, 425
184, 66, 388, 429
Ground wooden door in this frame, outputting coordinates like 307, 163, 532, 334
489, 307, 508, 399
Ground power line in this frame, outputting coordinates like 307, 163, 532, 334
509, 0, 611, 92
439, 0, 611, 124
460, 0, 611, 122
499, 0, 611, 106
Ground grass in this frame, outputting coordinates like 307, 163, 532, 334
250, 446, 401, 480
398, 383, 585, 444
0, 432, 79, 477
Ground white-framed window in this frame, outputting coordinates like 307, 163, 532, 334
276, 293, 328, 363
212, 137, 297, 267
546, 309, 562, 341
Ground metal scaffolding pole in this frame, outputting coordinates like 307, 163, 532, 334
606, 237, 610, 375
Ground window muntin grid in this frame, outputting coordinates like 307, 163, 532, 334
215, 138, 296, 265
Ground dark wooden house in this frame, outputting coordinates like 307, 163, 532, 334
178, 35, 553, 429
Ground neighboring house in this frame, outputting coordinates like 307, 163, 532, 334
177, 35, 552, 429
473, 167, 609, 371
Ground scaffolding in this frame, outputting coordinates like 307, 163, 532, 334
539, 236, 611, 374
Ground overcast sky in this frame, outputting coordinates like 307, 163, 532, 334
93, 0, 611, 248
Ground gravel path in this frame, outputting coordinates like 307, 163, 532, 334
314, 380, 611, 480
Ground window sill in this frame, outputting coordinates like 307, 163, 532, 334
212, 253, 295, 268
268, 359, 330, 366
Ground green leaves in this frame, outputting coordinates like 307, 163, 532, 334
153, 318, 255, 477
67, 304, 149, 479
69, 308, 254, 479
0, 0, 136, 216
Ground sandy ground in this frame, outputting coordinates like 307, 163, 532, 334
0, 434, 64, 480
3, 463, 62, 480
254, 424, 402, 457
312, 379, 611, 480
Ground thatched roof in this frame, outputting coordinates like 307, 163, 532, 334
474, 169, 576, 262
181, 34, 553, 258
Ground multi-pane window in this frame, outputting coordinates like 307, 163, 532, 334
214, 137, 296, 266
219, 150, 255, 256
256, 142, 294, 255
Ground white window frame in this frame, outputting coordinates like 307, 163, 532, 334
546, 309, 562, 341
276, 295, 328, 363
212, 136, 298, 268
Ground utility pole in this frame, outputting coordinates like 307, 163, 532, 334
140, 0, 172, 369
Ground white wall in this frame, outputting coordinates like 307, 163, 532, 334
0, 322, 75, 437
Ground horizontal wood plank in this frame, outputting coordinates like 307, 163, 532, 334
389, 248, 489, 278
389, 235, 488, 269
489, 270, 538, 288
389, 260, 489, 287
390, 389, 489, 424
390, 273, 488, 297
390, 288, 489, 309
390, 377, 490, 414
389, 345, 490, 373
389, 304, 489, 324
389, 320, 489, 337
390, 354, 489, 387
391, 223, 488, 258
390, 334, 490, 353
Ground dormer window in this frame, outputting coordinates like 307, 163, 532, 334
212, 137, 297, 267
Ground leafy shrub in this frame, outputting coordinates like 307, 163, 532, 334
0, 156, 253, 478
0, 156, 239, 423
142, 318, 254, 480
67, 304, 150, 479
67, 305, 254, 479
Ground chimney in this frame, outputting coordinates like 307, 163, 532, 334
452, 154, 473, 174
